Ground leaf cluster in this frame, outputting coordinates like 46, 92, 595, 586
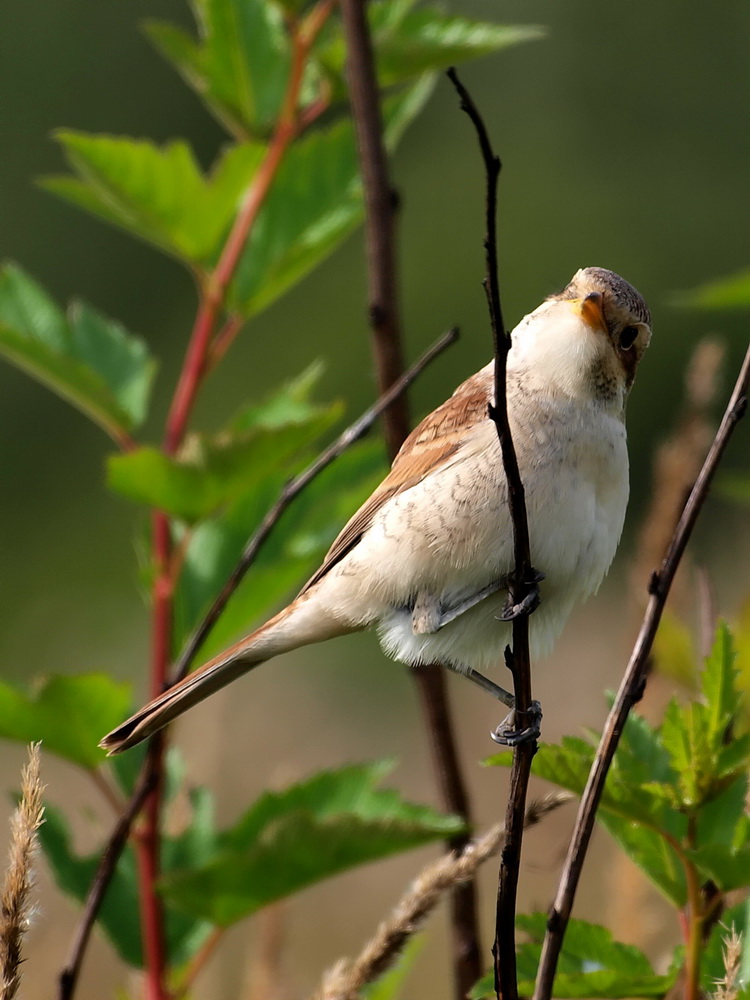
0, 0, 539, 994
489, 623, 750, 998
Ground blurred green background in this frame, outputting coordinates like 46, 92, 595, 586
1, 1, 749, 998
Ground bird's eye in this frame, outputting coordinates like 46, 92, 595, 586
619, 325, 639, 350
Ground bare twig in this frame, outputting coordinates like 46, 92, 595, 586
170, 326, 459, 684
57, 330, 457, 1000
533, 341, 750, 1000
447, 67, 537, 1000
312, 795, 570, 1000
0, 744, 44, 1000
340, 5, 483, 995
57, 751, 158, 1000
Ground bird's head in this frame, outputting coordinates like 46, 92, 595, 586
513, 267, 652, 413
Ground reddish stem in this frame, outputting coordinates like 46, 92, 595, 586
134, 7, 336, 997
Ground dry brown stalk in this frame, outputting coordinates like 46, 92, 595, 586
631, 337, 725, 613
712, 929, 743, 1000
0, 744, 45, 1000
312, 794, 571, 1000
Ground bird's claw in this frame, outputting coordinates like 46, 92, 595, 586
490, 700, 542, 746
497, 570, 544, 622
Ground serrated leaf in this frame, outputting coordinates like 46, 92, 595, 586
172, 437, 386, 653
0, 674, 130, 769
39, 795, 216, 967
672, 267, 750, 310
702, 622, 738, 743
660, 699, 711, 807
229, 77, 435, 317
161, 760, 463, 926
716, 734, 750, 778
43, 134, 264, 266
374, 12, 543, 87
472, 915, 674, 998
696, 773, 749, 850
598, 812, 687, 906
107, 399, 341, 522
487, 728, 674, 830
690, 841, 750, 891
145, 0, 291, 138
320, 6, 541, 94
0, 264, 156, 439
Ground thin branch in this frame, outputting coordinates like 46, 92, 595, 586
56, 329, 458, 1000
533, 341, 750, 1000
57, 760, 158, 1000
339, 0, 409, 455
122, 9, 338, 998
312, 795, 570, 1000
170, 326, 459, 685
340, 5, 483, 996
447, 67, 537, 1000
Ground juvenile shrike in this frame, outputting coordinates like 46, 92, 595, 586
102, 266, 651, 754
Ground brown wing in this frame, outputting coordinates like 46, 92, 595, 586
300, 366, 492, 593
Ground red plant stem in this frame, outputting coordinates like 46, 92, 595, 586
133, 8, 337, 997
163, 0, 332, 456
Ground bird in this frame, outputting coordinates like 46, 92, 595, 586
101, 266, 651, 755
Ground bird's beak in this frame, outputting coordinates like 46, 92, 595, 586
576, 292, 607, 333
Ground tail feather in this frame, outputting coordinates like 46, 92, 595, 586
100, 593, 350, 754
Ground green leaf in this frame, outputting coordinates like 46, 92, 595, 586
0, 674, 131, 769
39, 794, 216, 968
161, 760, 463, 926
597, 813, 687, 906
672, 267, 750, 310
229, 77, 435, 317
471, 915, 675, 998
696, 774, 749, 849
0, 265, 156, 439
702, 622, 739, 742
145, 0, 291, 138
374, 11, 543, 87
487, 727, 674, 830
690, 843, 750, 891
660, 699, 711, 807
320, 6, 542, 94
42, 134, 264, 267
172, 437, 386, 653
107, 397, 341, 522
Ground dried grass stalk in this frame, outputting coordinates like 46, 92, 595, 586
312, 792, 570, 1000
713, 928, 743, 1000
631, 337, 725, 612
0, 744, 45, 1000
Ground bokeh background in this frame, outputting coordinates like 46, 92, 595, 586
2, 0, 749, 997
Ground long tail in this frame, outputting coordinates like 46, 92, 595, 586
100, 592, 350, 755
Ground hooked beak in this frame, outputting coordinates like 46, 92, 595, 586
576, 291, 607, 333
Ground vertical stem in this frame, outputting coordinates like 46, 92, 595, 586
340, 8, 482, 998
446, 68, 536, 1000
136, 9, 336, 995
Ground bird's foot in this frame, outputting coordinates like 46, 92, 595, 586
497, 570, 545, 622
490, 700, 542, 746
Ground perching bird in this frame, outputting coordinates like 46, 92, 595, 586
101, 267, 651, 755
